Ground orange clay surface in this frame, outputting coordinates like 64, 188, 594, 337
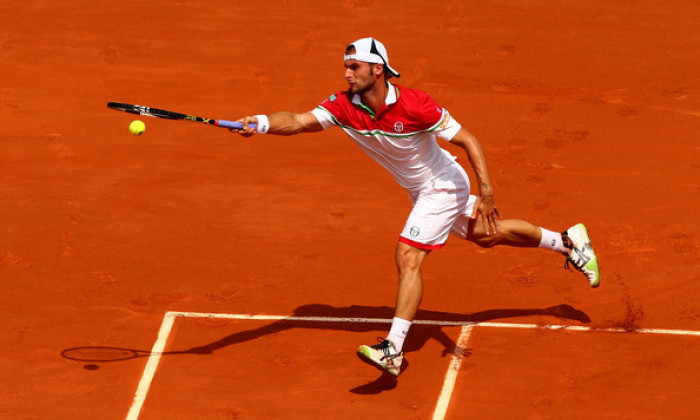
2, 1, 699, 419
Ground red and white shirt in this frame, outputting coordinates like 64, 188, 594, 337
310, 83, 462, 191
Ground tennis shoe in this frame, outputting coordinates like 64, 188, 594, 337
357, 338, 403, 376
563, 223, 600, 287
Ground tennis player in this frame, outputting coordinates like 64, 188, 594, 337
233, 37, 599, 376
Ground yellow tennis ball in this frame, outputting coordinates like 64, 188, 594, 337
129, 120, 145, 136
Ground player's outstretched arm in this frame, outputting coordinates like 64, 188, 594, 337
235, 111, 323, 137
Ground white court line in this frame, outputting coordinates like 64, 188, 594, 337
125, 311, 700, 420
433, 325, 473, 420
125, 312, 177, 420
475, 321, 700, 336
168, 311, 700, 336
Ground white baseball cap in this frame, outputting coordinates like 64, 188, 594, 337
344, 37, 400, 79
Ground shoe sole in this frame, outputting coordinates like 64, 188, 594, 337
357, 346, 400, 376
576, 223, 600, 288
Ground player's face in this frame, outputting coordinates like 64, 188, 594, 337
344, 60, 375, 94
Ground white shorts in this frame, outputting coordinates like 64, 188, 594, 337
399, 164, 477, 250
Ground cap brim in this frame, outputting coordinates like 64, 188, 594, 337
386, 65, 400, 78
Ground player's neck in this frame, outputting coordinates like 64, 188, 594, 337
360, 80, 389, 115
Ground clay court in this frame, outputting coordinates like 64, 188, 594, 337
2, 1, 699, 419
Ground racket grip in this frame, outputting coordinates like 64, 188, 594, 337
216, 120, 257, 130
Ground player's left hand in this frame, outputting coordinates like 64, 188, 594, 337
475, 194, 501, 235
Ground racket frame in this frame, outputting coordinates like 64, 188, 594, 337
107, 102, 255, 130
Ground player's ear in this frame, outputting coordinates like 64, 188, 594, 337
373, 63, 385, 77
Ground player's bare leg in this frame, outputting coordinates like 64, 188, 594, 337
393, 241, 430, 321
466, 214, 542, 248
357, 241, 428, 376
466, 213, 600, 287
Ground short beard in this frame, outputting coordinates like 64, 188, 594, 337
351, 77, 375, 95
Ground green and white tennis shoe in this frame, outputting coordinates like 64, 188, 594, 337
357, 338, 403, 376
563, 223, 600, 287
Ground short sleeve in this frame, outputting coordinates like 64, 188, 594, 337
310, 107, 335, 129
310, 92, 348, 129
430, 109, 462, 141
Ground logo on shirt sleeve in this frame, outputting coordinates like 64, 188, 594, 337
394, 121, 404, 132
329, 94, 337, 102
440, 110, 451, 130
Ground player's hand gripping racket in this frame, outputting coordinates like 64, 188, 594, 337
107, 102, 256, 130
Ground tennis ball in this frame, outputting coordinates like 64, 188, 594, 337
129, 120, 145, 136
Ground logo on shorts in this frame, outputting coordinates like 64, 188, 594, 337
394, 121, 404, 132
410, 226, 420, 237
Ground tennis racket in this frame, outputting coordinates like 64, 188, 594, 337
107, 102, 256, 130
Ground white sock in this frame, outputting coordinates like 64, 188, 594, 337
387, 317, 412, 353
539, 227, 568, 254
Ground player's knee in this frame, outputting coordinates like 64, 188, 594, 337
395, 244, 426, 273
395, 252, 420, 273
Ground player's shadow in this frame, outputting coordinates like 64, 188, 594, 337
61, 303, 588, 395
185, 303, 590, 394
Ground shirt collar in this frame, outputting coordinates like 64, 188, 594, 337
351, 82, 397, 107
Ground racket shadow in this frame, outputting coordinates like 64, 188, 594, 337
60, 346, 189, 363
